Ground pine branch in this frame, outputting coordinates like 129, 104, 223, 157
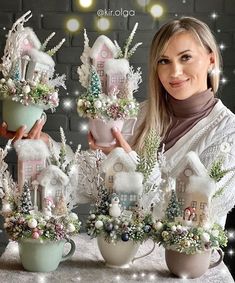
41, 32, 55, 51
47, 38, 66, 56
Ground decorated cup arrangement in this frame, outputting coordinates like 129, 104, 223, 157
0, 11, 66, 132
0, 130, 81, 272
76, 24, 142, 147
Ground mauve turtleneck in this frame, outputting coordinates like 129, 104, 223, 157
162, 89, 218, 151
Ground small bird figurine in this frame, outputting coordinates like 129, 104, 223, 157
109, 194, 121, 218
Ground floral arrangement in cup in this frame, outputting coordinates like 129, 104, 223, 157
76, 23, 142, 121
0, 10, 66, 111
0, 132, 81, 242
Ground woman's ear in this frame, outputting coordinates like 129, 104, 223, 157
209, 52, 215, 67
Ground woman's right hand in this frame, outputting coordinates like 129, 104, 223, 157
0, 118, 49, 144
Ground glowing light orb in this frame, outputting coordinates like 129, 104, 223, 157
74, 90, 80, 96
141, 272, 146, 277
211, 12, 218, 19
149, 274, 155, 280
79, 0, 93, 8
97, 17, 110, 31
150, 4, 164, 18
79, 122, 89, 133
66, 18, 80, 32
221, 77, 227, 84
228, 249, 234, 256
219, 43, 226, 50
62, 98, 74, 110
115, 275, 120, 281
228, 230, 234, 240
132, 273, 137, 279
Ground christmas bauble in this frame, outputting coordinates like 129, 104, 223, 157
28, 218, 38, 229
105, 223, 113, 232
121, 233, 129, 242
95, 220, 103, 229
144, 225, 151, 233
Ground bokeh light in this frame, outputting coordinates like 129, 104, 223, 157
66, 18, 80, 32
79, 0, 93, 8
96, 17, 110, 31
150, 4, 164, 18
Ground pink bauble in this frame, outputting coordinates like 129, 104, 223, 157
32, 231, 40, 239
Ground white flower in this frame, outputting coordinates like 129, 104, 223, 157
6, 78, 15, 88
22, 85, 31, 94
94, 100, 102, 108
95, 220, 103, 229
67, 223, 76, 233
69, 212, 78, 220
220, 142, 231, 153
28, 218, 38, 229
201, 232, 210, 242
90, 214, 96, 219
171, 225, 177, 232
154, 221, 163, 230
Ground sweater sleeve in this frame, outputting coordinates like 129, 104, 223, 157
199, 131, 235, 226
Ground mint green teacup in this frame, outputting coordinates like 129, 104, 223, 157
18, 238, 75, 272
2, 99, 46, 133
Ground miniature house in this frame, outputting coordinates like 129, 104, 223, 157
37, 164, 69, 213
170, 151, 214, 224
14, 140, 50, 191
101, 147, 137, 192
104, 58, 129, 94
90, 35, 117, 92
113, 171, 143, 210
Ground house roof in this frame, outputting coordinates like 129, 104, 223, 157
114, 171, 143, 194
14, 140, 50, 160
90, 35, 117, 59
27, 48, 55, 67
170, 151, 209, 178
104, 58, 129, 75
101, 147, 136, 172
37, 165, 69, 186
187, 175, 216, 199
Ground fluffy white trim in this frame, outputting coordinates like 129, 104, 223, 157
90, 35, 117, 58
24, 27, 41, 49
37, 165, 69, 186
14, 140, 50, 160
101, 147, 136, 172
27, 49, 55, 67
104, 58, 129, 74
171, 151, 208, 178
113, 172, 144, 194
187, 175, 216, 199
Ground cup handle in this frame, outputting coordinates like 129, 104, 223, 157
132, 239, 155, 263
121, 118, 137, 136
40, 111, 47, 123
209, 248, 224, 269
61, 238, 76, 262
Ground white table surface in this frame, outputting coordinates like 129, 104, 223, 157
0, 234, 234, 283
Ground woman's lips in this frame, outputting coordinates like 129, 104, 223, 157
169, 79, 189, 88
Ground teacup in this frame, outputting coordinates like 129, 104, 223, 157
18, 238, 75, 272
2, 99, 46, 133
89, 118, 136, 147
165, 248, 223, 278
97, 236, 155, 268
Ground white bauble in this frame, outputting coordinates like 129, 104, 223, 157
154, 221, 163, 230
201, 232, 210, 242
69, 212, 78, 220
28, 218, 38, 229
94, 100, 102, 109
22, 85, 31, 94
67, 223, 76, 233
95, 220, 103, 229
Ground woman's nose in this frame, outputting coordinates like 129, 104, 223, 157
170, 62, 183, 77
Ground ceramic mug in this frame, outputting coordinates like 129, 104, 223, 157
2, 99, 47, 133
97, 236, 155, 268
165, 248, 224, 278
89, 118, 136, 147
18, 238, 75, 272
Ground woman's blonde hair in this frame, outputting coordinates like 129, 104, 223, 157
132, 16, 222, 152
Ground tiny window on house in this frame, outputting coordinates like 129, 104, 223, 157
120, 194, 128, 201
193, 214, 197, 221
98, 70, 104, 76
97, 62, 104, 68
177, 180, 185, 193
101, 50, 108, 58
25, 165, 33, 173
178, 197, 185, 206
130, 194, 137, 201
108, 176, 113, 183
113, 162, 124, 172
191, 201, 197, 208
111, 76, 118, 83
36, 164, 42, 172
200, 202, 207, 210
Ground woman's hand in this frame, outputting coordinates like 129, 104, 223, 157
0, 118, 49, 144
88, 127, 132, 155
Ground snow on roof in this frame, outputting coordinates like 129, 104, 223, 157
90, 35, 117, 59
114, 171, 143, 194
102, 147, 136, 172
24, 27, 41, 49
14, 140, 50, 160
186, 175, 216, 199
171, 151, 208, 178
104, 58, 129, 75
27, 48, 55, 67
37, 165, 69, 186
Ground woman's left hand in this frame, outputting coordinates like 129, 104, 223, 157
88, 127, 132, 155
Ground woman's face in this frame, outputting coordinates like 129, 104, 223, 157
157, 32, 214, 100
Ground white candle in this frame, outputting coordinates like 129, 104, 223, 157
32, 180, 39, 211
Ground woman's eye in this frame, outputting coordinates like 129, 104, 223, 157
181, 54, 192, 61
158, 58, 169, 65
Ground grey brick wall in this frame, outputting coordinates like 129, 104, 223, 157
0, 0, 235, 274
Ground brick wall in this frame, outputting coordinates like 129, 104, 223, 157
0, 0, 235, 273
